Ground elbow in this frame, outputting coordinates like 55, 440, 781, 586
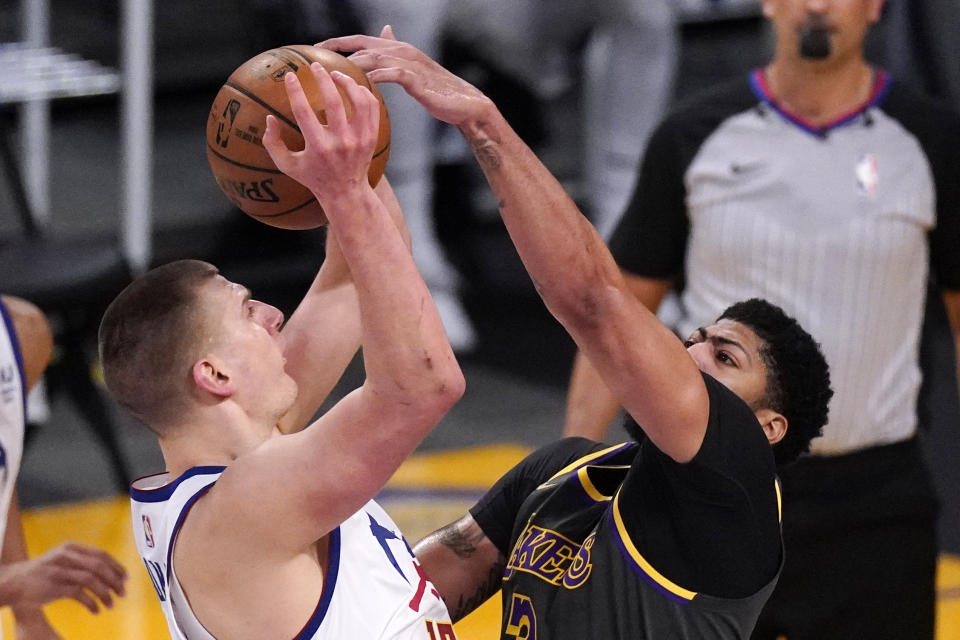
374, 351, 465, 422
424, 365, 466, 425
547, 281, 624, 336
449, 368, 467, 404
536, 252, 625, 332
424, 343, 466, 403
431, 365, 466, 415
397, 356, 465, 422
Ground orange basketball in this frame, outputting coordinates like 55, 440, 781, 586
206, 45, 390, 229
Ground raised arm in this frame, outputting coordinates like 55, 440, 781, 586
562, 274, 672, 439
275, 224, 359, 434
211, 62, 464, 553
278, 176, 410, 433
324, 30, 707, 461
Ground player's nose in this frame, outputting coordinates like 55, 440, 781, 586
255, 302, 284, 334
267, 306, 284, 334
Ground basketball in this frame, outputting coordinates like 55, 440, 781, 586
205, 45, 391, 229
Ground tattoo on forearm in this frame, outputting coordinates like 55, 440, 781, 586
437, 521, 484, 558
472, 140, 501, 171
451, 555, 506, 622
459, 121, 502, 171
434, 520, 507, 621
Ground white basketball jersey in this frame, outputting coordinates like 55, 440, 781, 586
0, 301, 26, 561
130, 467, 457, 640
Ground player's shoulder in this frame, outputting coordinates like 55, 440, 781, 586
494, 438, 627, 489
0, 295, 53, 388
700, 372, 759, 425
533, 437, 621, 466
0, 296, 49, 341
695, 372, 776, 471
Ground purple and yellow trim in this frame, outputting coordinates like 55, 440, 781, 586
577, 467, 608, 502
609, 479, 783, 603
546, 443, 634, 484
774, 478, 782, 523
575, 466, 630, 503
610, 491, 697, 604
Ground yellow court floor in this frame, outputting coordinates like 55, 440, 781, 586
3, 445, 959, 639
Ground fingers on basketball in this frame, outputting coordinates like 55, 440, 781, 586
205, 45, 391, 230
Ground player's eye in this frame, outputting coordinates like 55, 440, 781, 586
717, 350, 735, 365
683, 339, 695, 348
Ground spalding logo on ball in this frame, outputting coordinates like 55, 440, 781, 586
206, 45, 391, 229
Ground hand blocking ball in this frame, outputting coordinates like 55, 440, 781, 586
206, 45, 391, 229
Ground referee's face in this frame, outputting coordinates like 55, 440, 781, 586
762, 0, 885, 63
684, 320, 771, 412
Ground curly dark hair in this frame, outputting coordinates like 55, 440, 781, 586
718, 298, 833, 467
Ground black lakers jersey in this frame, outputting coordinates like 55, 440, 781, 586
471, 374, 783, 639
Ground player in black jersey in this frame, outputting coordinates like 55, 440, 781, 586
322, 29, 834, 640
413, 300, 831, 639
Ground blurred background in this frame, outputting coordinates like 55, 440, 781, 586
0, 0, 958, 637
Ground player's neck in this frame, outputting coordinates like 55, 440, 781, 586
764, 56, 875, 126
158, 407, 276, 478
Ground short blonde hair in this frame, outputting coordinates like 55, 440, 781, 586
98, 260, 219, 431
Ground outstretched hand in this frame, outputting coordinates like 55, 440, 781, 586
262, 62, 381, 210
320, 26, 494, 128
0, 542, 128, 614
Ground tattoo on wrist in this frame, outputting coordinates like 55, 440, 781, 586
459, 121, 502, 171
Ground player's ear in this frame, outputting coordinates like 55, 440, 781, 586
755, 408, 787, 445
192, 357, 235, 398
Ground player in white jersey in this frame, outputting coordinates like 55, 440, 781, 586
102, 55, 465, 639
0, 300, 29, 575
131, 470, 455, 639
0, 296, 128, 638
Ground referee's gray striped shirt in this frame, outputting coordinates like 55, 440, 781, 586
610, 70, 960, 455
